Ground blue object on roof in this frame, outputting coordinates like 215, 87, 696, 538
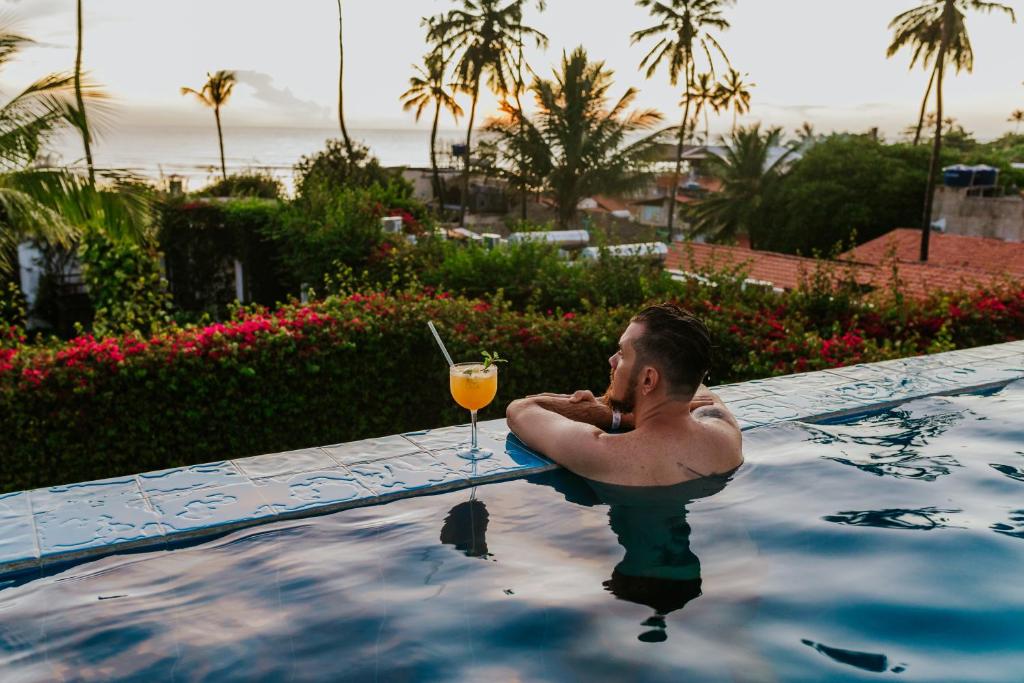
943, 164, 999, 188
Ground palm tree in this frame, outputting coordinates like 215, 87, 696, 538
887, 0, 1015, 261
336, 0, 353, 155
0, 29, 145, 276
688, 124, 793, 246
426, 0, 546, 226
73, 0, 94, 184
716, 68, 753, 134
488, 48, 663, 227
792, 121, 818, 149
1009, 109, 1024, 134
687, 72, 720, 144
181, 70, 236, 182
401, 52, 464, 205
632, 0, 732, 240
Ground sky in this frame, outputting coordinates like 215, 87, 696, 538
1, 0, 1022, 141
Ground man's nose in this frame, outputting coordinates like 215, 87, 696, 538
609, 354, 618, 369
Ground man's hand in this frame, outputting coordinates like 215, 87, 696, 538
517, 390, 615, 430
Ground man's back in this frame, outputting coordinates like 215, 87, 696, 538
588, 404, 742, 487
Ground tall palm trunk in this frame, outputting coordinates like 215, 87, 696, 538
920, 30, 948, 262
214, 105, 227, 181
460, 75, 480, 227
429, 99, 442, 206
913, 68, 936, 147
666, 52, 693, 241
515, 90, 528, 220
75, 0, 94, 184
337, 0, 352, 155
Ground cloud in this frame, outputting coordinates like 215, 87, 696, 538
234, 70, 329, 121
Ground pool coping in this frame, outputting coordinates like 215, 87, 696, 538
1, 340, 1022, 581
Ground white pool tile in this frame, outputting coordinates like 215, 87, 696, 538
348, 452, 467, 497
150, 482, 277, 535
139, 461, 244, 496
233, 447, 337, 479
321, 435, 425, 465
253, 468, 376, 514
34, 495, 163, 561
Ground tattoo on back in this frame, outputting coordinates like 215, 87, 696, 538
693, 406, 729, 421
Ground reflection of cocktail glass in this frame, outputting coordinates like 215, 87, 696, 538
449, 362, 498, 460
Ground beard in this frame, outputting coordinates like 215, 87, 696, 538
604, 365, 639, 413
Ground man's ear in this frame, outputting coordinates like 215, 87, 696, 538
641, 366, 659, 395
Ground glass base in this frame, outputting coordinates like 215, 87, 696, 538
456, 446, 493, 461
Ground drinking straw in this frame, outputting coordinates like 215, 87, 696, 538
428, 321, 455, 368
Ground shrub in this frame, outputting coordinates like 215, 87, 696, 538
78, 229, 174, 337
294, 140, 408, 206
196, 171, 284, 199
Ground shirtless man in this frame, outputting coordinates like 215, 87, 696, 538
506, 303, 742, 486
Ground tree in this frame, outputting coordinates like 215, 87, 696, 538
687, 71, 720, 144
716, 68, 753, 135
0, 28, 103, 274
792, 121, 820, 150
181, 70, 236, 182
1010, 109, 1024, 134
74, 0, 94, 184
425, 1, 546, 226
887, 0, 1016, 261
401, 52, 464, 205
759, 136, 953, 255
487, 48, 663, 227
336, 0, 353, 155
632, 0, 732, 240
688, 124, 792, 245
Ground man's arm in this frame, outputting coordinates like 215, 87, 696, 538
506, 398, 619, 481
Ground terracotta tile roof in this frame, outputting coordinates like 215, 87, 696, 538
841, 228, 1024, 278
666, 242, 1009, 300
591, 194, 630, 213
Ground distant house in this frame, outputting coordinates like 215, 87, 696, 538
666, 239, 1010, 300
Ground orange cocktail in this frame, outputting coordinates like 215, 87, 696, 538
450, 363, 498, 411
449, 362, 498, 459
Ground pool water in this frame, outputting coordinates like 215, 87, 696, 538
2, 381, 1023, 682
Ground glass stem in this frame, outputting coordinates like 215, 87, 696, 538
471, 410, 478, 450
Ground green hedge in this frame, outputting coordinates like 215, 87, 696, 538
2, 282, 1022, 492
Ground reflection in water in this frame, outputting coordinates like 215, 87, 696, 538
813, 409, 965, 481
440, 497, 491, 559
801, 638, 906, 674
587, 474, 733, 643
991, 510, 1024, 539
990, 463, 1024, 483
823, 507, 961, 531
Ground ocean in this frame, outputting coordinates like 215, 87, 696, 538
49, 124, 463, 194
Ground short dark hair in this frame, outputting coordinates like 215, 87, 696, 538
630, 303, 711, 399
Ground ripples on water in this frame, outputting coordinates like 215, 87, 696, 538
2, 381, 1024, 682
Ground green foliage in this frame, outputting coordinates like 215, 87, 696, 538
759, 135, 952, 254
688, 124, 793, 245
0, 279, 25, 335
293, 140, 407, 206
78, 228, 173, 337
197, 171, 284, 199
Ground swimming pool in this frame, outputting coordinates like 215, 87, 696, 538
2, 379, 1022, 682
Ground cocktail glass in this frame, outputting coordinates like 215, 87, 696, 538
449, 362, 498, 460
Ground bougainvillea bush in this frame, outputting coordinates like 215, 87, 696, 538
1, 280, 1022, 492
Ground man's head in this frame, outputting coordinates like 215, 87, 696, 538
605, 303, 711, 412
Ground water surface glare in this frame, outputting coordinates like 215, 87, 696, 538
2, 382, 1024, 682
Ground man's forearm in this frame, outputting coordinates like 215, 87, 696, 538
523, 395, 615, 430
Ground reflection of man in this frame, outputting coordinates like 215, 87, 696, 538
507, 303, 742, 486
590, 475, 731, 643
440, 499, 490, 559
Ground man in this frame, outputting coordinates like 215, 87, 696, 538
506, 303, 742, 486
